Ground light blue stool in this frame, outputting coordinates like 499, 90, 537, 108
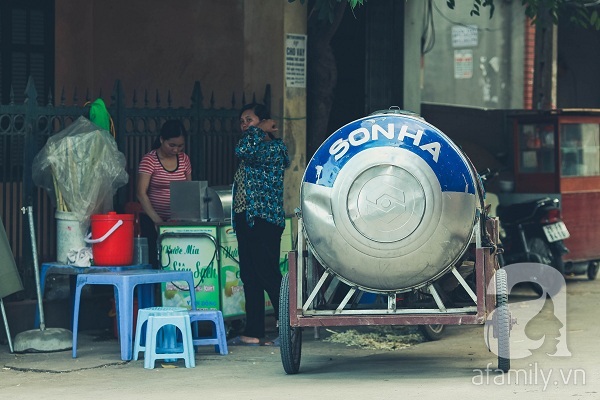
188, 310, 228, 355
144, 314, 195, 369
71, 269, 195, 361
35, 262, 149, 328
133, 307, 188, 361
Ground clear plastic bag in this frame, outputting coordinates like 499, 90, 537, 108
32, 116, 129, 230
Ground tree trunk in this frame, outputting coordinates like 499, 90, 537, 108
306, 2, 347, 156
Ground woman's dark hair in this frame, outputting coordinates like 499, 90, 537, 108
152, 119, 187, 149
239, 103, 270, 120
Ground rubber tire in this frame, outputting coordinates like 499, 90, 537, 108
527, 236, 564, 295
495, 268, 510, 372
496, 251, 506, 268
279, 273, 302, 374
588, 261, 599, 280
528, 236, 564, 271
418, 324, 445, 341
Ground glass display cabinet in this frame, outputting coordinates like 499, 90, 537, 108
512, 110, 600, 265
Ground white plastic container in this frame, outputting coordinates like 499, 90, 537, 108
55, 211, 86, 263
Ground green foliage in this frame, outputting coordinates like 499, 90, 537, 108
468, 0, 496, 18
521, 0, 600, 30
446, 0, 495, 18
592, 10, 600, 29
348, 0, 365, 8
289, 0, 363, 23
289, 0, 599, 30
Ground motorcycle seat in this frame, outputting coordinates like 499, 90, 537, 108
497, 197, 558, 225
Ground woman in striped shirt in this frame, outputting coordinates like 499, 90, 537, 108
137, 120, 192, 266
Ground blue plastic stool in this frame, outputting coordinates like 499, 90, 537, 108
133, 307, 188, 361
71, 269, 195, 361
144, 314, 195, 369
188, 310, 228, 355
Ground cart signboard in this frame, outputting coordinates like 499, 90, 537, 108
159, 219, 293, 318
159, 225, 220, 310
219, 225, 245, 318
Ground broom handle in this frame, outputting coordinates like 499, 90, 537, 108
23, 206, 46, 331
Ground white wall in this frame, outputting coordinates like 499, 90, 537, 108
421, 0, 526, 109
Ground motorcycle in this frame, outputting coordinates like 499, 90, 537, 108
479, 169, 570, 293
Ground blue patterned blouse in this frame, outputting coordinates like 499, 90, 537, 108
233, 125, 290, 228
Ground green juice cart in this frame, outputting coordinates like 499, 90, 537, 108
158, 219, 293, 321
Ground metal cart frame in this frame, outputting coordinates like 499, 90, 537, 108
279, 217, 511, 374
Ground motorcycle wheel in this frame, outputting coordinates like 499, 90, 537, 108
588, 261, 599, 280
418, 324, 445, 341
527, 236, 564, 272
527, 236, 565, 295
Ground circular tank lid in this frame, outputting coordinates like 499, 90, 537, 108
301, 110, 479, 292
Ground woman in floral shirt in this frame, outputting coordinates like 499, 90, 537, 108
230, 103, 290, 346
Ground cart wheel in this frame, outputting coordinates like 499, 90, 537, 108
495, 268, 511, 372
588, 261, 599, 280
279, 273, 302, 374
418, 324, 445, 341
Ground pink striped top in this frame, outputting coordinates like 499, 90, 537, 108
138, 150, 192, 220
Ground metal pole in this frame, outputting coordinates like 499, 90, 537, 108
0, 298, 14, 353
23, 206, 46, 331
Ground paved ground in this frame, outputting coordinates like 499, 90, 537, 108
0, 275, 598, 399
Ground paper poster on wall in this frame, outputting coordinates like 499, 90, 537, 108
451, 25, 478, 48
454, 49, 473, 79
286, 34, 307, 88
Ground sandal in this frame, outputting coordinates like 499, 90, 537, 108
227, 336, 260, 346
263, 336, 280, 347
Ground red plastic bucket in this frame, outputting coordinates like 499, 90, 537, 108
87, 212, 134, 266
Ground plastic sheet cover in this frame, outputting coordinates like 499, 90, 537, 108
32, 116, 129, 230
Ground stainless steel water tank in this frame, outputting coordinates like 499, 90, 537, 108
301, 109, 480, 293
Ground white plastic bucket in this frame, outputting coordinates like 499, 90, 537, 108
55, 211, 87, 263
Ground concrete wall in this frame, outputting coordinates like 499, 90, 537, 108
55, 0, 307, 218
421, 1, 526, 109
55, 0, 245, 107
242, 0, 307, 216
243, 1, 282, 107
282, 3, 307, 215
557, 23, 600, 108
55, 1, 95, 96
421, 103, 512, 173
403, 1, 424, 114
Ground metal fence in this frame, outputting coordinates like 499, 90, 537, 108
0, 76, 270, 295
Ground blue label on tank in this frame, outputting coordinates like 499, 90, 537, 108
304, 114, 475, 194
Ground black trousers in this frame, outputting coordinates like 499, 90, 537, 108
234, 213, 284, 339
